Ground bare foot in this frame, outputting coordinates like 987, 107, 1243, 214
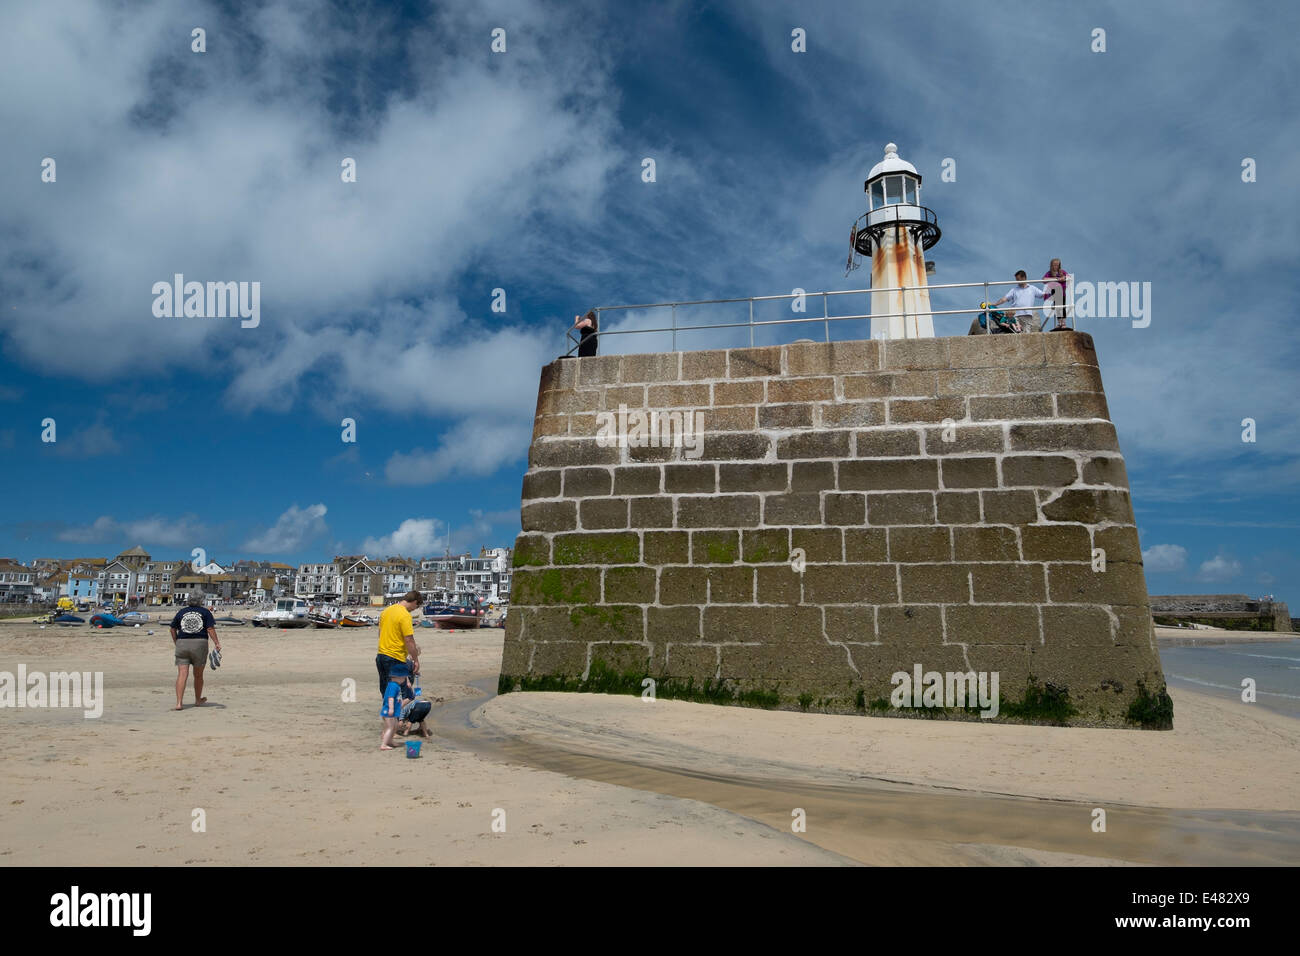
195, 697, 208, 706
173, 704, 184, 711
379, 745, 395, 751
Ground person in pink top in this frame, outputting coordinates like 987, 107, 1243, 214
1042, 258, 1071, 331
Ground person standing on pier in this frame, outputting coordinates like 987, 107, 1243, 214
989, 271, 1050, 333
573, 309, 599, 357
1042, 259, 1071, 331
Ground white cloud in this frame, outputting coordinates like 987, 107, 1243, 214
0, 0, 619, 480
0, 0, 620, 390
56, 517, 119, 544
1198, 554, 1243, 583
223, 297, 555, 422
385, 418, 532, 485
243, 504, 329, 553
728, 0, 1300, 471
1141, 544, 1188, 573
445, 508, 522, 553
56, 514, 208, 548
362, 518, 443, 557
48, 422, 121, 458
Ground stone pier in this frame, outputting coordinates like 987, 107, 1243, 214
500, 332, 1171, 727
1150, 594, 1293, 632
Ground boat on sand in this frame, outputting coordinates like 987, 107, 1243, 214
308, 604, 343, 628
424, 593, 486, 629
257, 598, 313, 629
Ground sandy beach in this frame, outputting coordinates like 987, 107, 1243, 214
1, 616, 1297, 866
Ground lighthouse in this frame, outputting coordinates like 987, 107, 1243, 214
847, 143, 942, 339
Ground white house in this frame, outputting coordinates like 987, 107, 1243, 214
97, 560, 139, 605
295, 563, 340, 598
0, 562, 37, 603
377, 557, 415, 598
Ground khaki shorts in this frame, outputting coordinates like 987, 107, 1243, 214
174, 637, 208, 667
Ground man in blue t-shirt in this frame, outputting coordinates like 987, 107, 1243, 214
169, 594, 222, 711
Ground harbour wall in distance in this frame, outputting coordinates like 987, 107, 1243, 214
501, 332, 1170, 727
1150, 594, 1293, 632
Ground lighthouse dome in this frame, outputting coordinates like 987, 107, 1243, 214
868, 142, 918, 180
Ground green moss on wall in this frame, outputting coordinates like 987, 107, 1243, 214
500, 660, 781, 710
552, 533, 639, 565
1125, 680, 1174, 729
999, 677, 1078, 725
705, 540, 739, 563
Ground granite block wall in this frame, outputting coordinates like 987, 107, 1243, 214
501, 332, 1170, 727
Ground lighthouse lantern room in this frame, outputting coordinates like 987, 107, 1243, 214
848, 143, 942, 339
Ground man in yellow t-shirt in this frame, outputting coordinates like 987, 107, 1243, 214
377, 591, 423, 696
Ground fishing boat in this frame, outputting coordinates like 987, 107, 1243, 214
309, 604, 342, 628
122, 611, 151, 624
426, 592, 486, 629
52, 614, 85, 625
89, 613, 126, 628
257, 597, 313, 629
337, 615, 370, 628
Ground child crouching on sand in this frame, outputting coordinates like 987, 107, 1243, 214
396, 671, 433, 738
399, 694, 433, 738
380, 663, 412, 750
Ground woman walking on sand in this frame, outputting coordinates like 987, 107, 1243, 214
169, 593, 222, 710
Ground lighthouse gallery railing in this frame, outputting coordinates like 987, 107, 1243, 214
564, 277, 1075, 356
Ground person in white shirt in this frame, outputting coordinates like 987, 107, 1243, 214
990, 270, 1050, 332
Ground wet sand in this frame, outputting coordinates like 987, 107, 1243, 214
1, 617, 1297, 865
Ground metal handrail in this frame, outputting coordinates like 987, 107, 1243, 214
564, 277, 1074, 354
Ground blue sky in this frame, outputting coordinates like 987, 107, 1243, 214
1, 0, 1297, 603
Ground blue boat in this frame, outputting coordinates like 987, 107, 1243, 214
52, 614, 84, 625
90, 613, 126, 628
426, 592, 486, 629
